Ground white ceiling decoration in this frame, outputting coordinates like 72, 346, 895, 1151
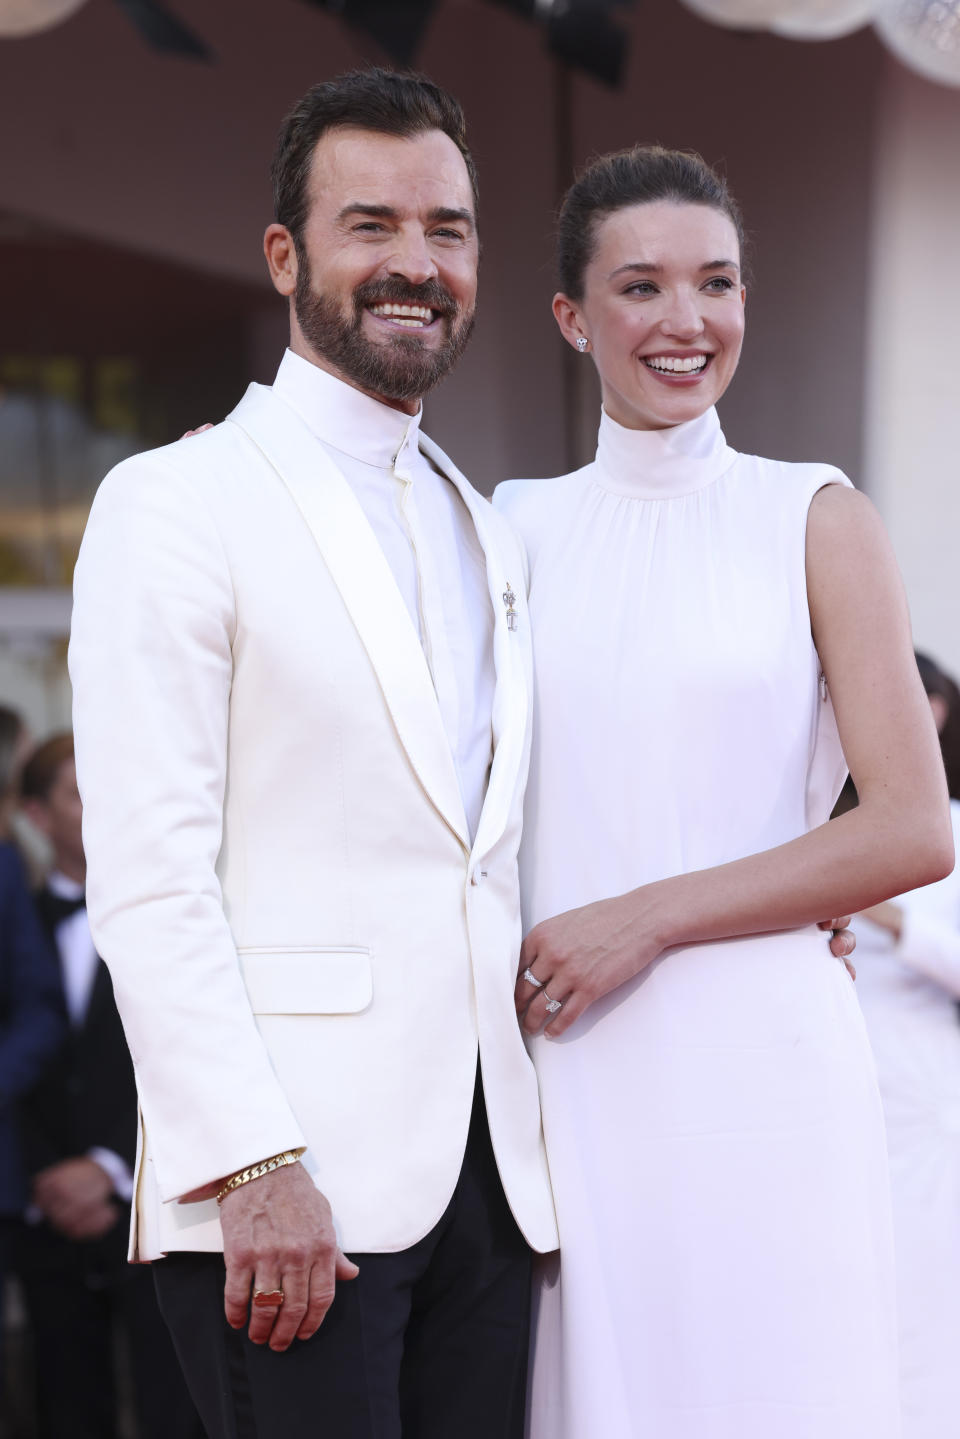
770, 0, 878, 39
679, 0, 960, 83
679, 0, 795, 26
874, 0, 960, 85
0, 0, 88, 37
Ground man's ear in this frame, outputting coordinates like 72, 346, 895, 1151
264, 225, 298, 298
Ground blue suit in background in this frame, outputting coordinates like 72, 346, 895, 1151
0, 839, 65, 1215
0, 836, 66, 1380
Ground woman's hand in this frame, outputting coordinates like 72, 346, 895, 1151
516, 890, 661, 1039
517, 899, 860, 1037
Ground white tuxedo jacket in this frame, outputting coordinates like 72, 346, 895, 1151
69, 381, 558, 1260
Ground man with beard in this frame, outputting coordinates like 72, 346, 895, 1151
67, 68, 558, 1439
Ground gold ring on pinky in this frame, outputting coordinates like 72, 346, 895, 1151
252, 1289, 285, 1308
522, 967, 544, 989
543, 992, 563, 1014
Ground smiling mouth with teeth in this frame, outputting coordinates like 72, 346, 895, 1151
642, 354, 711, 375
368, 302, 438, 329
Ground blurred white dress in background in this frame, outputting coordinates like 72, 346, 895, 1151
854, 799, 960, 1439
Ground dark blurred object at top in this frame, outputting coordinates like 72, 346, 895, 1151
305, 0, 635, 85
487, 0, 634, 85
113, 0, 213, 59
5, 0, 633, 86
305, 0, 439, 65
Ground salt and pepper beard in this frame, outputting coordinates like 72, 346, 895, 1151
294, 254, 476, 405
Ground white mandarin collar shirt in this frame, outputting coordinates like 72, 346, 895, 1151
273, 349, 495, 843
46, 869, 96, 1026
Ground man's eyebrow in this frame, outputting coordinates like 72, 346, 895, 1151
336, 203, 476, 232
427, 207, 476, 231
336, 203, 398, 222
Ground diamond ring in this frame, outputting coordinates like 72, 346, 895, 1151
543, 991, 563, 1015
522, 967, 544, 989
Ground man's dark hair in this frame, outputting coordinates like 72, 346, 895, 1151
21, 732, 73, 805
272, 67, 479, 255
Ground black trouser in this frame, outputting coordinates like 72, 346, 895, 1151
16, 1211, 204, 1439
154, 1079, 532, 1439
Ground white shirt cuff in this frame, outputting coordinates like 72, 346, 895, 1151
88, 1147, 135, 1202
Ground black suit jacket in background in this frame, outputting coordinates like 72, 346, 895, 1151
22, 886, 137, 1211
16, 887, 205, 1439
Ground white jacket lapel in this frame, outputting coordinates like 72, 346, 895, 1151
229, 384, 470, 851
418, 434, 530, 863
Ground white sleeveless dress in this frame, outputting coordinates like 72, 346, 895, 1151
494, 406, 900, 1439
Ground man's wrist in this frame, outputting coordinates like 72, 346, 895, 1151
216, 1147, 306, 1205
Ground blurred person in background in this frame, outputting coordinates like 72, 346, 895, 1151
0, 706, 65, 1410
17, 734, 203, 1439
847, 653, 960, 1439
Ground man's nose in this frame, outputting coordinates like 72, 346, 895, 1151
386, 227, 438, 285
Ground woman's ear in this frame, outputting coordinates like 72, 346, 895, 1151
552, 292, 589, 353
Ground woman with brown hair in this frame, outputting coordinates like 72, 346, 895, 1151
495, 147, 950, 1437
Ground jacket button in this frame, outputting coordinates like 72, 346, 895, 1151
470, 870, 488, 886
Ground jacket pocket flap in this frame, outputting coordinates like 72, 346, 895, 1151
237, 947, 372, 1015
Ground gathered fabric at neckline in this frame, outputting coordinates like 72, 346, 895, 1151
593, 404, 738, 500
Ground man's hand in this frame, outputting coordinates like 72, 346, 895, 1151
219, 1163, 359, 1352
818, 915, 857, 980
32, 1157, 120, 1239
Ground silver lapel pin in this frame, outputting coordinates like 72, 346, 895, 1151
502, 582, 518, 632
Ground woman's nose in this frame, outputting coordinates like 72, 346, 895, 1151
661, 291, 705, 339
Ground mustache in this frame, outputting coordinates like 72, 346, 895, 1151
352, 277, 459, 318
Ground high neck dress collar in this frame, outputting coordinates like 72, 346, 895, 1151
593, 405, 737, 499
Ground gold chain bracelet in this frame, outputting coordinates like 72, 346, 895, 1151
216, 1147, 306, 1205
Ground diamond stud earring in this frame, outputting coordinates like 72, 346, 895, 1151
576, 337, 588, 353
